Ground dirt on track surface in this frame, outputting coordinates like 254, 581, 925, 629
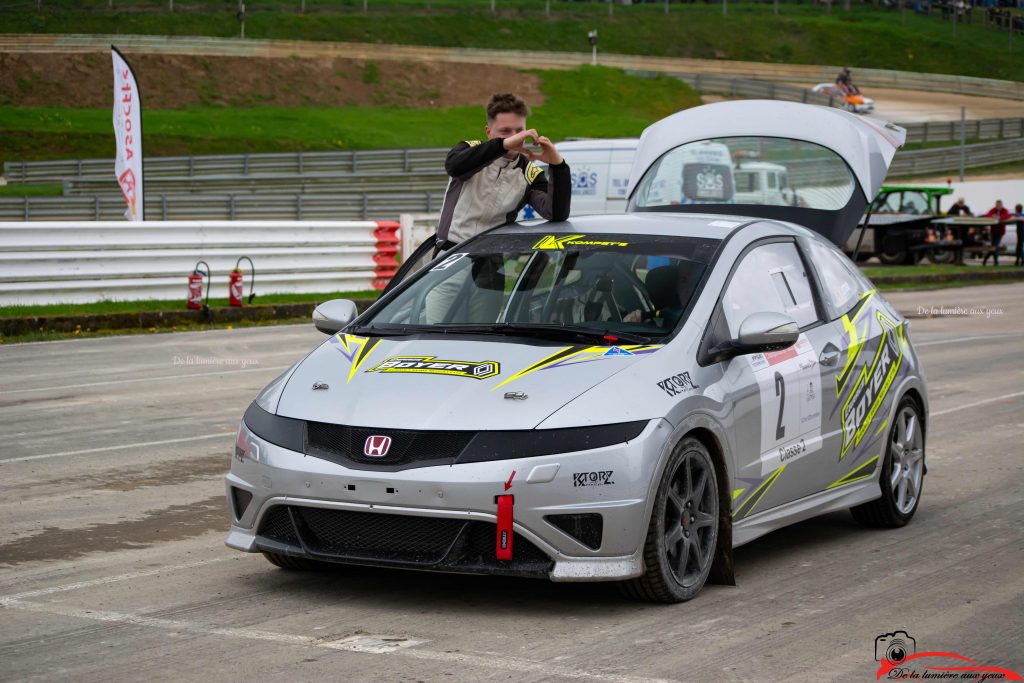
0, 52, 544, 109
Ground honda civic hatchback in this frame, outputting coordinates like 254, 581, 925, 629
225, 101, 927, 602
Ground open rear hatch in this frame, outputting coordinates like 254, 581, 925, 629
625, 100, 906, 246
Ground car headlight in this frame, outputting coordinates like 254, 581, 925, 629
234, 419, 266, 464
243, 401, 304, 453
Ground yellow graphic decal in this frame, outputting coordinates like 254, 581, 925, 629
836, 289, 876, 393
734, 465, 786, 519
492, 344, 662, 390
732, 488, 746, 501
335, 334, 382, 383
532, 234, 630, 250
828, 456, 879, 489
839, 311, 905, 460
465, 140, 481, 147
367, 356, 500, 380
525, 162, 543, 184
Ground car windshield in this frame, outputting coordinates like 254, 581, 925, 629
359, 232, 720, 341
632, 136, 856, 211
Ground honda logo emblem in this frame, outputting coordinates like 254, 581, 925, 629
364, 435, 392, 457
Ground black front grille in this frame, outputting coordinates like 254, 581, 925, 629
259, 506, 299, 544
255, 505, 553, 577
306, 421, 475, 468
294, 507, 466, 563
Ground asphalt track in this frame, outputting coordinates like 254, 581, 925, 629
1, 283, 1021, 683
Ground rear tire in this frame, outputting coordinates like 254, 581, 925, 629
262, 551, 321, 570
620, 437, 719, 603
851, 397, 925, 528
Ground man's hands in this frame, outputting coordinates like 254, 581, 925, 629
502, 129, 563, 165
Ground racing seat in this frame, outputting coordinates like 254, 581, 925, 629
644, 264, 685, 329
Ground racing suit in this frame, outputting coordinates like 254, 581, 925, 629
436, 137, 571, 248
425, 137, 571, 323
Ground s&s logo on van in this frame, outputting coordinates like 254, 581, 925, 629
571, 167, 599, 196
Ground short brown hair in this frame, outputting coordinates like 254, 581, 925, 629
486, 93, 530, 121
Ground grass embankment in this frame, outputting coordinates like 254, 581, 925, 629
0, 66, 698, 165
3, 2, 1023, 80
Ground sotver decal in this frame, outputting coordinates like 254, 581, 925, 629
367, 356, 500, 380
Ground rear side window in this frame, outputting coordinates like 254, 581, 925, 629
807, 239, 868, 316
721, 241, 819, 336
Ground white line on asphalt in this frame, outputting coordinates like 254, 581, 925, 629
0, 364, 291, 395
0, 432, 234, 464
0, 598, 672, 683
0, 323, 310, 350
931, 390, 1024, 417
916, 334, 1015, 348
0, 558, 228, 602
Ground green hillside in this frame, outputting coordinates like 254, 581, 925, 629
2, 1, 1022, 80
0, 66, 700, 164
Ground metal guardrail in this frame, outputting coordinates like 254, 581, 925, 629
902, 118, 1024, 145
61, 170, 450, 197
3, 148, 450, 184
0, 192, 444, 221
674, 73, 837, 108
0, 220, 399, 306
890, 137, 1024, 176
7, 118, 1024, 186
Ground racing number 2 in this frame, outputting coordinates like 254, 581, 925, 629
774, 371, 786, 441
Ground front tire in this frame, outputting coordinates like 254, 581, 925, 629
620, 437, 719, 603
851, 398, 925, 528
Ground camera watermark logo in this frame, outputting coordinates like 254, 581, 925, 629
872, 629, 1022, 680
875, 630, 916, 665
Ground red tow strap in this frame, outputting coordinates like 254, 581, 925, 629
496, 494, 514, 561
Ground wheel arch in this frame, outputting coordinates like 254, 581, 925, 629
681, 424, 736, 587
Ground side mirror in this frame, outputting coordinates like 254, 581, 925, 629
737, 312, 800, 350
312, 299, 358, 335
707, 312, 799, 363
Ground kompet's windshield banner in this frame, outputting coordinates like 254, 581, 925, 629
111, 46, 143, 221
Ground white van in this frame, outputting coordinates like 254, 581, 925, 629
733, 160, 792, 206
520, 138, 636, 219
525, 138, 735, 219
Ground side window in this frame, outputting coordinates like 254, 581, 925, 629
806, 239, 865, 316
721, 241, 818, 336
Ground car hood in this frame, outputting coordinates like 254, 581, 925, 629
275, 333, 664, 430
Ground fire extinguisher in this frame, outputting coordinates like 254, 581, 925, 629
229, 256, 256, 307
188, 260, 211, 317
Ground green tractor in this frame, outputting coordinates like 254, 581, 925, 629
844, 185, 954, 265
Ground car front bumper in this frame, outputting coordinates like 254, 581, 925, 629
224, 417, 673, 582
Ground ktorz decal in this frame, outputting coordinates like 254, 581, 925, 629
657, 371, 700, 397
573, 471, 614, 487
366, 356, 500, 380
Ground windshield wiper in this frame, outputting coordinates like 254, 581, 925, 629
445, 323, 653, 346
346, 324, 423, 337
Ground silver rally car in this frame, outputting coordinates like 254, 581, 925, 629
225, 101, 928, 602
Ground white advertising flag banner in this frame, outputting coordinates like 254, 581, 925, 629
111, 46, 143, 221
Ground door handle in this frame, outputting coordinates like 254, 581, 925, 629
819, 344, 840, 367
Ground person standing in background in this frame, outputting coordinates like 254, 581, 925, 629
1013, 203, 1024, 267
982, 200, 1012, 266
